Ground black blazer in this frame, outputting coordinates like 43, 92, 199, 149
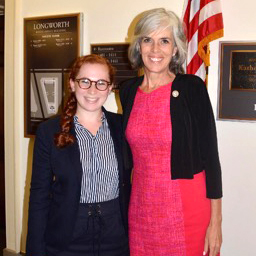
120, 74, 222, 199
26, 108, 131, 256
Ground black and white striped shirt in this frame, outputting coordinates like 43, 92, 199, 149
74, 114, 119, 203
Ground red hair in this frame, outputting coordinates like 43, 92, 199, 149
54, 54, 115, 148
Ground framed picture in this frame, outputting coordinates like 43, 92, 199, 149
91, 43, 138, 89
24, 13, 82, 137
218, 41, 256, 121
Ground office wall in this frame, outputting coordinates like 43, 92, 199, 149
5, 0, 256, 255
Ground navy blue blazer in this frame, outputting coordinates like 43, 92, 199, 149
26, 108, 131, 256
120, 74, 222, 199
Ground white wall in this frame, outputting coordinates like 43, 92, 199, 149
4, 0, 256, 255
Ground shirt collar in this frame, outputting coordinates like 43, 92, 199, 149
73, 112, 107, 129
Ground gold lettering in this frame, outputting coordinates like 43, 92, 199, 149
238, 65, 256, 71
33, 21, 70, 30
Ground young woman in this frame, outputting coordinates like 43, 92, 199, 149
26, 54, 130, 256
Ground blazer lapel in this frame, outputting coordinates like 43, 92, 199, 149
68, 125, 83, 184
103, 108, 121, 152
103, 108, 123, 182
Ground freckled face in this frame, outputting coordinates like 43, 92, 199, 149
70, 63, 112, 115
140, 28, 177, 75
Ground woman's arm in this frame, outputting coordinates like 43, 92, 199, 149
204, 198, 222, 256
191, 76, 222, 255
26, 123, 53, 256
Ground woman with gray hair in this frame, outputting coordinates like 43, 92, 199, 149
120, 8, 222, 256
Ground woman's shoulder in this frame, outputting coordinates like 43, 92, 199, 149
120, 75, 143, 86
103, 108, 121, 120
119, 76, 143, 92
36, 115, 61, 136
173, 73, 206, 94
103, 109, 123, 133
174, 73, 205, 86
38, 115, 61, 128
105, 110, 121, 118
119, 76, 143, 105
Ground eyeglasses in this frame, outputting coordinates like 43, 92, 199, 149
75, 78, 111, 91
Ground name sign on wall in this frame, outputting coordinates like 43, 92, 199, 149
24, 13, 82, 137
91, 43, 138, 89
218, 41, 256, 121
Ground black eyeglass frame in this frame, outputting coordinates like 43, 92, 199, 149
75, 77, 112, 91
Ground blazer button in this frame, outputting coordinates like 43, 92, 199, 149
172, 90, 179, 98
122, 183, 125, 187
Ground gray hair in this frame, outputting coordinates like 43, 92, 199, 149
128, 8, 187, 74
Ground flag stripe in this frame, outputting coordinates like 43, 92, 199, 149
189, 0, 200, 22
187, 52, 203, 74
182, 0, 190, 21
195, 62, 206, 78
187, 11, 200, 41
187, 30, 199, 64
200, 0, 216, 10
199, 0, 222, 25
198, 13, 224, 41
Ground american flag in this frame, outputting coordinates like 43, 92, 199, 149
182, 0, 224, 81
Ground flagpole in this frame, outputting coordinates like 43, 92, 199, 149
205, 65, 208, 89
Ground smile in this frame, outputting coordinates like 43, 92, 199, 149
85, 98, 98, 103
149, 57, 163, 62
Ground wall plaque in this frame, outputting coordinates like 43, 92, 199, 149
24, 13, 82, 137
91, 43, 137, 89
218, 41, 256, 121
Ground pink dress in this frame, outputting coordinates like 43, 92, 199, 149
126, 83, 212, 256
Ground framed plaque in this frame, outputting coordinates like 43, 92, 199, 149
91, 43, 138, 89
24, 13, 82, 137
218, 41, 256, 121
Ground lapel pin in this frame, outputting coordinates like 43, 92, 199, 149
172, 90, 179, 98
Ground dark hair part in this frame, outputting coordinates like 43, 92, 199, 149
128, 8, 187, 74
54, 54, 115, 148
